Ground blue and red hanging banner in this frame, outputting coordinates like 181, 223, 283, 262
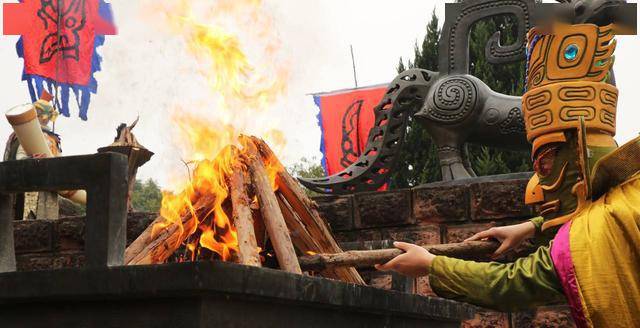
313, 84, 387, 176
3, 0, 116, 120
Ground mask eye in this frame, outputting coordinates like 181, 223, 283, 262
534, 146, 558, 177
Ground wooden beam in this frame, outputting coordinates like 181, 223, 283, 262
298, 240, 500, 271
249, 136, 364, 284
125, 194, 215, 265
245, 145, 302, 274
229, 163, 261, 267
276, 193, 344, 280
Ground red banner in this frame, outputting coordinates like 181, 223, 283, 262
314, 84, 387, 175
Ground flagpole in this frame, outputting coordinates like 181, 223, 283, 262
350, 45, 358, 88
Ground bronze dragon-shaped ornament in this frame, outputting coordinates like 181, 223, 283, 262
300, 0, 636, 194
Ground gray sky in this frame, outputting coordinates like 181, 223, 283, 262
1, 1, 638, 189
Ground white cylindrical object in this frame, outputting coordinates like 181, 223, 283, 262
59, 190, 87, 205
6, 104, 86, 205
5, 104, 53, 157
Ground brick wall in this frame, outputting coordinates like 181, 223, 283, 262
14, 212, 155, 272
11, 173, 574, 327
314, 173, 575, 328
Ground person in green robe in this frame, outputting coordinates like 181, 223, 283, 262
376, 22, 640, 327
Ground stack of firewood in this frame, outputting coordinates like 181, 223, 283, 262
124, 136, 364, 284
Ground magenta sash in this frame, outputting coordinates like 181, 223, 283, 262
550, 221, 589, 327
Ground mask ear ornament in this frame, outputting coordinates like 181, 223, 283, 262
540, 117, 593, 231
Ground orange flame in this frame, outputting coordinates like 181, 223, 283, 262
153, 118, 285, 261
148, 0, 289, 261
151, 0, 289, 112
148, 0, 289, 262
147, 0, 289, 261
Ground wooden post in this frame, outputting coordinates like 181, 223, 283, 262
229, 164, 261, 267
250, 136, 364, 284
245, 147, 302, 274
298, 240, 500, 271
277, 193, 346, 280
125, 194, 215, 265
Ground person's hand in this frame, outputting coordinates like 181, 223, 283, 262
465, 221, 535, 258
374, 242, 435, 277
30, 153, 47, 159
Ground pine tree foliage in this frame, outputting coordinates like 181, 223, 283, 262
389, 9, 531, 189
289, 157, 325, 196
389, 10, 442, 188
132, 179, 163, 212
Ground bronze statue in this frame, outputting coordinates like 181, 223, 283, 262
300, 0, 636, 194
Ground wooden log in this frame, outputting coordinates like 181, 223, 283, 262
298, 240, 500, 271
125, 194, 215, 265
276, 193, 342, 280
250, 136, 364, 284
245, 146, 302, 274
229, 163, 261, 267
124, 215, 162, 264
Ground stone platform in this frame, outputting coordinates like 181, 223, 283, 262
6, 168, 574, 327
0, 261, 474, 328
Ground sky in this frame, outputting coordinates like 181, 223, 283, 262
1, 1, 638, 189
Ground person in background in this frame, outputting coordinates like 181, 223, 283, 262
3, 91, 62, 220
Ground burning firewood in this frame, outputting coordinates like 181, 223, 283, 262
298, 240, 500, 271
244, 142, 301, 274
229, 163, 261, 267
249, 136, 365, 284
125, 194, 215, 265
124, 136, 364, 284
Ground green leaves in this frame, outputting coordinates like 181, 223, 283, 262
132, 179, 163, 213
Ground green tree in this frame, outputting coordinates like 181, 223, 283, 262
289, 157, 326, 179
132, 178, 163, 212
389, 10, 442, 188
389, 9, 531, 189
289, 157, 325, 196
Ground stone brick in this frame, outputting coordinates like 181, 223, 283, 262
413, 184, 469, 223
512, 306, 575, 328
355, 189, 413, 228
55, 217, 85, 251
51, 252, 85, 269
314, 195, 354, 231
16, 252, 85, 271
444, 223, 494, 243
469, 179, 533, 221
334, 229, 382, 243
462, 310, 509, 328
382, 225, 441, 245
49, 213, 157, 251
416, 276, 437, 297
16, 254, 54, 272
13, 220, 53, 254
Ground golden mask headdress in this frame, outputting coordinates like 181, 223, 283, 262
522, 23, 619, 230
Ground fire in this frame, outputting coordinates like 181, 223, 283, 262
150, 0, 289, 112
147, 0, 289, 262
